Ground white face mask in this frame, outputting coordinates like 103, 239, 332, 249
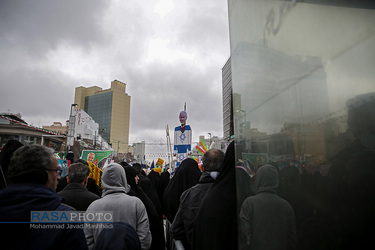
208, 171, 220, 180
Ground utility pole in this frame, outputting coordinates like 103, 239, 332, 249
100, 128, 106, 150
67, 104, 78, 151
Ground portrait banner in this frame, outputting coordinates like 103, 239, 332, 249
81, 150, 114, 167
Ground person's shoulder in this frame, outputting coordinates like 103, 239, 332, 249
86, 190, 101, 199
277, 195, 294, 209
180, 187, 192, 198
130, 195, 147, 209
58, 203, 77, 211
242, 195, 257, 205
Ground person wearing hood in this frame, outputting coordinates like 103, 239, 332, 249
239, 164, 297, 250
84, 162, 151, 250
0, 144, 87, 249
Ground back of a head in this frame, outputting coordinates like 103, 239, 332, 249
132, 163, 142, 174
255, 164, 279, 194
202, 149, 225, 172
75, 159, 89, 166
66, 151, 74, 164
8, 145, 54, 185
0, 140, 23, 175
102, 163, 130, 195
118, 161, 129, 168
68, 163, 90, 184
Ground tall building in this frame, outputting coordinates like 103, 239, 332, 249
74, 80, 131, 153
222, 57, 234, 140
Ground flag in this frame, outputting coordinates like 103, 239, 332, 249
88, 161, 103, 189
156, 158, 164, 168
150, 160, 155, 169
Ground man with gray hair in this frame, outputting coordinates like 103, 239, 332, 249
58, 163, 100, 211
0, 144, 87, 249
171, 148, 225, 250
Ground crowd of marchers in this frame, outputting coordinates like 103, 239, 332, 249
0, 134, 373, 249
0, 140, 292, 250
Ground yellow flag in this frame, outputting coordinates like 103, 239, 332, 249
156, 158, 164, 167
88, 161, 103, 189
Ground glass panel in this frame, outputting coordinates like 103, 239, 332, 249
229, 0, 375, 248
85, 91, 113, 142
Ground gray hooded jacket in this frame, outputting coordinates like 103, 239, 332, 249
239, 164, 296, 250
84, 163, 151, 249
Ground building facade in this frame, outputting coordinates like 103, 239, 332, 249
42, 121, 68, 135
0, 114, 65, 151
222, 57, 234, 140
74, 80, 131, 153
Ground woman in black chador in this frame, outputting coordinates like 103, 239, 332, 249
124, 166, 165, 250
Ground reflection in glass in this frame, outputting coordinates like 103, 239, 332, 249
229, 0, 375, 249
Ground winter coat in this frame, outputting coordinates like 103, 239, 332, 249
138, 174, 162, 217
84, 163, 151, 250
58, 183, 100, 211
171, 172, 215, 250
125, 166, 165, 250
0, 183, 88, 249
192, 141, 237, 250
239, 164, 297, 250
162, 158, 201, 223
93, 222, 141, 250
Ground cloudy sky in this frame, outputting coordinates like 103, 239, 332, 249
0, 0, 230, 145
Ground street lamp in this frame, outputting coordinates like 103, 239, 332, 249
208, 132, 212, 146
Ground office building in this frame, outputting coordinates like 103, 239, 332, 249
74, 80, 131, 153
222, 57, 234, 140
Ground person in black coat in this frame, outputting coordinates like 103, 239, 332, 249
239, 164, 297, 250
133, 163, 163, 217
162, 158, 201, 224
124, 166, 166, 250
171, 148, 225, 250
58, 163, 100, 211
0, 144, 87, 249
191, 141, 238, 250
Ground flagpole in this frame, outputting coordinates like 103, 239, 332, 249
166, 124, 174, 172
166, 125, 171, 170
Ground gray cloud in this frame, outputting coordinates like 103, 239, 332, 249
0, 0, 111, 58
0, 0, 229, 144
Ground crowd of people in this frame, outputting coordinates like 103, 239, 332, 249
0, 129, 374, 249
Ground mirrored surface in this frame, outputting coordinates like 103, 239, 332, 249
229, 0, 375, 248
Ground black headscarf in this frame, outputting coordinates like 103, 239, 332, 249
192, 141, 238, 250
147, 170, 161, 195
236, 165, 253, 214
159, 170, 170, 202
162, 158, 201, 222
124, 166, 166, 250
